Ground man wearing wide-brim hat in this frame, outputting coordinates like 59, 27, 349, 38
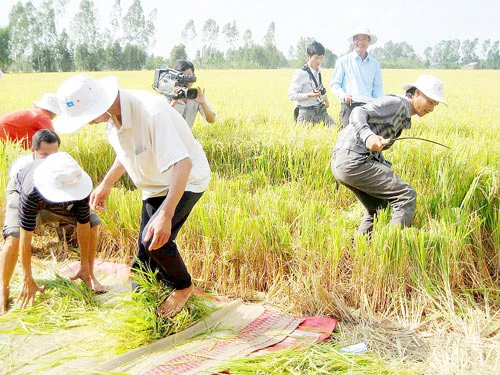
0, 93, 62, 149
54, 74, 211, 319
330, 26, 384, 127
0, 152, 105, 311
331, 75, 447, 235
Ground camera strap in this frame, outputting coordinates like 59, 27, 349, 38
302, 64, 322, 90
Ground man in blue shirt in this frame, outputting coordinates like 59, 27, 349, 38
330, 27, 383, 127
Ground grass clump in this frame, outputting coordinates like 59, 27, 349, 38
216, 341, 419, 375
101, 267, 216, 353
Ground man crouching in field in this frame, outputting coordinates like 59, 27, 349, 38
54, 74, 211, 318
331, 75, 447, 235
0, 152, 104, 312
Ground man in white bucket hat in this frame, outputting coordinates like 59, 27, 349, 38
0, 152, 105, 311
331, 75, 447, 235
55, 74, 211, 318
0, 93, 61, 149
330, 27, 383, 127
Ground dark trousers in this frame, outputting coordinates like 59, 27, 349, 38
331, 150, 416, 234
296, 105, 336, 126
132, 191, 203, 290
339, 102, 365, 127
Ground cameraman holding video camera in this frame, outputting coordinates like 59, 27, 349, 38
166, 61, 216, 128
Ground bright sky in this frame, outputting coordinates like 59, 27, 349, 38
1, 0, 499, 58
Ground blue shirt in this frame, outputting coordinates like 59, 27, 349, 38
330, 51, 383, 104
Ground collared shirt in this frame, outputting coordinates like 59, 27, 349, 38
106, 90, 211, 199
168, 97, 216, 128
330, 51, 383, 103
16, 159, 90, 232
334, 95, 412, 162
288, 64, 325, 107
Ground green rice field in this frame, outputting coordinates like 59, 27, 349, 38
0, 69, 499, 374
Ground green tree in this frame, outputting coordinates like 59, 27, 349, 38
168, 44, 187, 67
122, 0, 156, 51
31, 0, 59, 72
8, 1, 37, 71
460, 38, 479, 64
242, 29, 253, 47
0, 26, 11, 70
105, 41, 123, 70
181, 19, 197, 50
263, 21, 276, 46
122, 43, 146, 70
55, 30, 73, 71
202, 18, 219, 59
222, 20, 239, 49
323, 48, 337, 68
108, 0, 122, 43
70, 0, 103, 49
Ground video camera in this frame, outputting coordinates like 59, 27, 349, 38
153, 68, 198, 100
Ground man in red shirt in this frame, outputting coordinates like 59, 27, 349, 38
0, 93, 61, 149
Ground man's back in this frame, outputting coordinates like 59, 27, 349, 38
0, 109, 54, 149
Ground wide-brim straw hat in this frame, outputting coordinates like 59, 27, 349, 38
54, 74, 118, 134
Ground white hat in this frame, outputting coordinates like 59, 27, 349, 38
348, 26, 377, 45
33, 152, 93, 203
402, 75, 448, 106
54, 74, 118, 134
33, 93, 62, 115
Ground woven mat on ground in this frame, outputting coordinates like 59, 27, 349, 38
1, 260, 337, 375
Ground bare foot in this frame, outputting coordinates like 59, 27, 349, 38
158, 284, 194, 319
0, 287, 9, 314
91, 276, 107, 294
70, 270, 93, 290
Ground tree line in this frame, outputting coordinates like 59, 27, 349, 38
1, 0, 499, 72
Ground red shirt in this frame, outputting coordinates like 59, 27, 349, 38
0, 108, 54, 149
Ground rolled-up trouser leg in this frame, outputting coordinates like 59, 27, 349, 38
332, 150, 417, 232
132, 191, 203, 290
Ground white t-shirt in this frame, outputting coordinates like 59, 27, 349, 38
106, 89, 211, 199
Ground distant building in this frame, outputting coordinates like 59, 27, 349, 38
462, 62, 479, 70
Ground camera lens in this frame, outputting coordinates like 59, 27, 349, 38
186, 88, 198, 100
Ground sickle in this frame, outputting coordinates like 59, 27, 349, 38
390, 137, 451, 149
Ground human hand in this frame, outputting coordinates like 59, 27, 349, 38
308, 90, 321, 98
18, 277, 44, 309
194, 87, 206, 104
322, 96, 330, 108
90, 183, 111, 211
344, 94, 353, 105
365, 135, 391, 151
143, 211, 172, 251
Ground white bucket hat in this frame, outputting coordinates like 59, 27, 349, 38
33, 152, 93, 203
348, 26, 377, 45
402, 75, 447, 106
33, 93, 62, 115
54, 74, 118, 134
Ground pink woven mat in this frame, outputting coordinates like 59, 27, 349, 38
143, 309, 305, 375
